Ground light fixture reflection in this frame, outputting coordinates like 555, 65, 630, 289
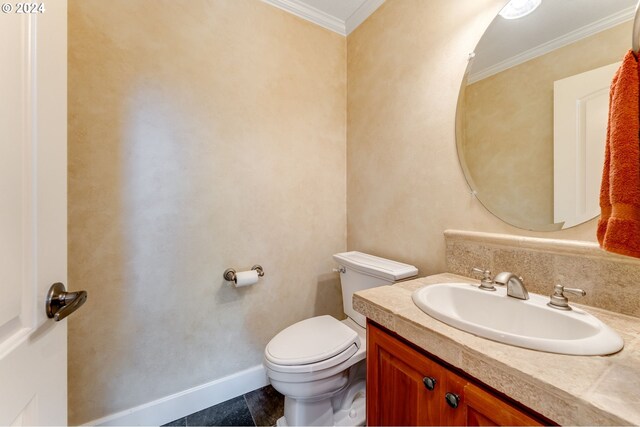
499, 0, 542, 20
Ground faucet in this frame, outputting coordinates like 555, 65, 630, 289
493, 272, 529, 300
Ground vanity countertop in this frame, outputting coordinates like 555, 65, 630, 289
353, 273, 640, 426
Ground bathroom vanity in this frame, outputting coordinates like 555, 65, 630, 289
367, 322, 548, 426
355, 273, 640, 426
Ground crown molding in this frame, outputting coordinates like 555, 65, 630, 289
261, 0, 384, 36
345, 0, 385, 35
261, 0, 346, 35
468, 6, 636, 84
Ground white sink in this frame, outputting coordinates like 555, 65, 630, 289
411, 283, 624, 356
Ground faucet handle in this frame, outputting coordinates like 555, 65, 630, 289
548, 284, 586, 310
470, 267, 496, 291
560, 285, 586, 297
471, 267, 491, 278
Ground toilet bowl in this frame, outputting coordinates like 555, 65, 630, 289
264, 251, 418, 426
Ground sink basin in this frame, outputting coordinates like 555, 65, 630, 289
411, 283, 624, 356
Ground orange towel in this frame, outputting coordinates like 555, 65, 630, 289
597, 50, 640, 258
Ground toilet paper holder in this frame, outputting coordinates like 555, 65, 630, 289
223, 265, 264, 283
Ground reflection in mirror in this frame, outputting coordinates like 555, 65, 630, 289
456, 0, 637, 231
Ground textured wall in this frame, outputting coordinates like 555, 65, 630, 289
463, 22, 630, 229
68, 1, 346, 423
346, 0, 599, 275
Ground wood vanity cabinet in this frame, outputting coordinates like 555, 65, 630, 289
367, 322, 549, 426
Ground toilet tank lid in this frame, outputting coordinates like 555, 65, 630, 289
333, 251, 418, 281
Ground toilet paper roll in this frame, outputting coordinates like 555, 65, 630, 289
234, 270, 259, 287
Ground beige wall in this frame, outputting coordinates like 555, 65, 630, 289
346, 0, 599, 275
463, 22, 630, 229
68, 1, 346, 424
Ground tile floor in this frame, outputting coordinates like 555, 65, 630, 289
163, 385, 284, 427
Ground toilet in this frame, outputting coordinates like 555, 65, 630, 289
264, 251, 418, 426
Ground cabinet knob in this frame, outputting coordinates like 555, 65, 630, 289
422, 376, 437, 391
445, 392, 460, 409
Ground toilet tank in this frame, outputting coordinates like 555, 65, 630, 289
333, 251, 418, 328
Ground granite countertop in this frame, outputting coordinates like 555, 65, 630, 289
353, 273, 640, 426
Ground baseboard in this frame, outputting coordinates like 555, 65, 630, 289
84, 365, 269, 426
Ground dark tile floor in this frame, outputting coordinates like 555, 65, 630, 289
163, 385, 284, 427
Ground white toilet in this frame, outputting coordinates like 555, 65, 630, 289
264, 251, 418, 426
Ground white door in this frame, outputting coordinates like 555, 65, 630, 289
0, 2, 71, 425
553, 62, 620, 228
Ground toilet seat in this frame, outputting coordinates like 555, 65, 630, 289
265, 315, 361, 375
265, 343, 359, 375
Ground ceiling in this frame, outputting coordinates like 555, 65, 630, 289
470, 0, 637, 82
262, 0, 385, 35
263, 0, 637, 74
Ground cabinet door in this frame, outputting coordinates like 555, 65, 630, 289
440, 368, 468, 426
367, 324, 444, 426
463, 383, 544, 426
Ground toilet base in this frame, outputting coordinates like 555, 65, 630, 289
273, 360, 366, 426
333, 388, 366, 427
275, 384, 365, 427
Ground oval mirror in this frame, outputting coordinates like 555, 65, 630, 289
456, 0, 636, 231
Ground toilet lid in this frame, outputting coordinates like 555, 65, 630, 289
265, 316, 359, 366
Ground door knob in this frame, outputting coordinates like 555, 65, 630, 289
45, 282, 88, 321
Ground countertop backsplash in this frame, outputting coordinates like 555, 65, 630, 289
445, 230, 640, 318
